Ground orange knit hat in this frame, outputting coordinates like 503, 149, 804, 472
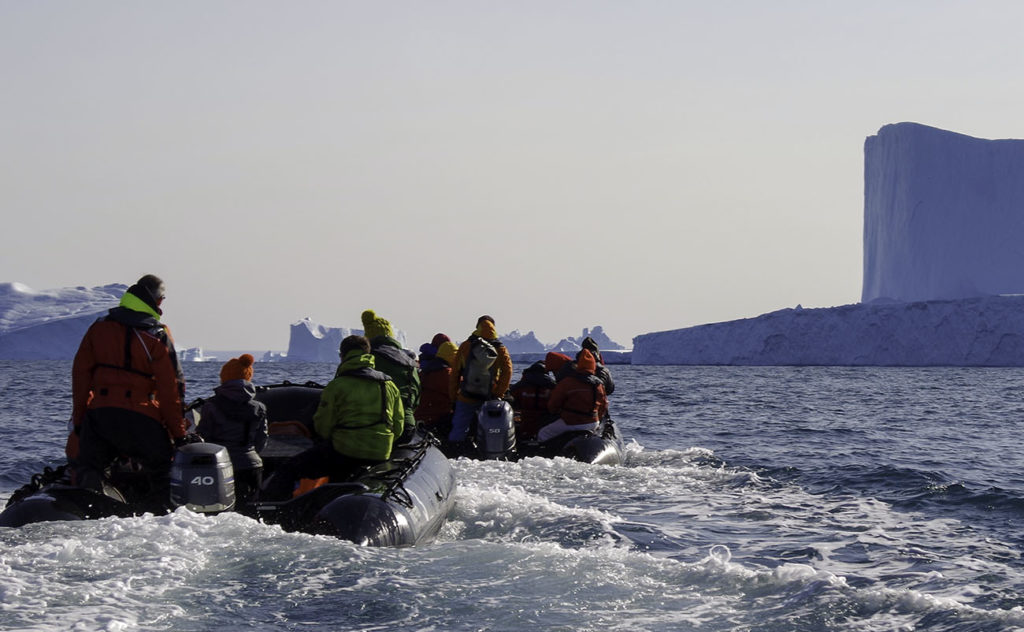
220, 354, 255, 383
576, 349, 597, 375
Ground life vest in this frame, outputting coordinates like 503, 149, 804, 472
460, 336, 499, 400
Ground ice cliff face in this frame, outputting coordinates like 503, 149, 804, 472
283, 318, 410, 362
284, 319, 358, 363
0, 283, 123, 360
863, 123, 1024, 303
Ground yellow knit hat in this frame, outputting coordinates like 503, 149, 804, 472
361, 309, 394, 340
436, 341, 458, 366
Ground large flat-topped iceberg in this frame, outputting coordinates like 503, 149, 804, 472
863, 123, 1024, 302
634, 122, 1024, 365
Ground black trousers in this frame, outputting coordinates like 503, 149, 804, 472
262, 443, 380, 500
76, 407, 173, 492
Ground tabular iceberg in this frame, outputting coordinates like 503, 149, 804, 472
863, 123, 1024, 303
632, 297, 1024, 366
634, 123, 1024, 366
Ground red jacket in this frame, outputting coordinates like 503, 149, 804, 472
415, 362, 452, 426
71, 307, 187, 441
548, 372, 608, 426
510, 381, 553, 438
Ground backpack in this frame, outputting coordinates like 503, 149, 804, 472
460, 336, 499, 400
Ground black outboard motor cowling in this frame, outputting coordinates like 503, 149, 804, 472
170, 443, 235, 513
476, 399, 516, 460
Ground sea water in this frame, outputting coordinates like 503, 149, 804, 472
1, 361, 1023, 631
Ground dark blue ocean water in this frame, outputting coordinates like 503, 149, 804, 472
2, 362, 1023, 631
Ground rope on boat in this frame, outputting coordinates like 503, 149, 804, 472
377, 438, 434, 508
256, 381, 327, 392
6, 464, 67, 507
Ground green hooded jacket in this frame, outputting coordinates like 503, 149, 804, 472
313, 351, 405, 461
369, 335, 421, 428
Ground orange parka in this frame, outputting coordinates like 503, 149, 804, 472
70, 295, 187, 447
547, 350, 608, 426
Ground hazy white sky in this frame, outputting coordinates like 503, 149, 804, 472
4, 1, 1024, 351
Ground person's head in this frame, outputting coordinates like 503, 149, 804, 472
581, 336, 600, 355
436, 341, 458, 366
545, 351, 571, 374
577, 349, 597, 375
430, 332, 451, 347
475, 315, 497, 340
419, 343, 438, 359
125, 274, 166, 315
220, 354, 255, 383
361, 309, 394, 340
137, 274, 166, 303
340, 335, 371, 360
524, 360, 548, 376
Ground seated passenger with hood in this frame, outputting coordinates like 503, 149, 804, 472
540, 349, 608, 443
197, 354, 269, 505
261, 335, 405, 500
416, 340, 458, 433
509, 360, 557, 440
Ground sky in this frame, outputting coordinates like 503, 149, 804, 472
4, 1, 1024, 352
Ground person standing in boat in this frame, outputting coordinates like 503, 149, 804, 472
361, 309, 420, 443
261, 335, 405, 499
447, 315, 513, 446
539, 349, 608, 443
415, 340, 458, 436
197, 354, 269, 504
69, 275, 190, 492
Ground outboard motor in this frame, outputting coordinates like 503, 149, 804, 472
475, 399, 516, 460
170, 443, 235, 513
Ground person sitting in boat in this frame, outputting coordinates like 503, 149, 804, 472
509, 360, 557, 440
362, 309, 420, 443
447, 315, 514, 446
70, 275, 192, 493
197, 354, 269, 505
547, 343, 615, 397
580, 336, 615, 396
261, 335, 405, 500
539, 349, 608, 443
415, 340, 458, 436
